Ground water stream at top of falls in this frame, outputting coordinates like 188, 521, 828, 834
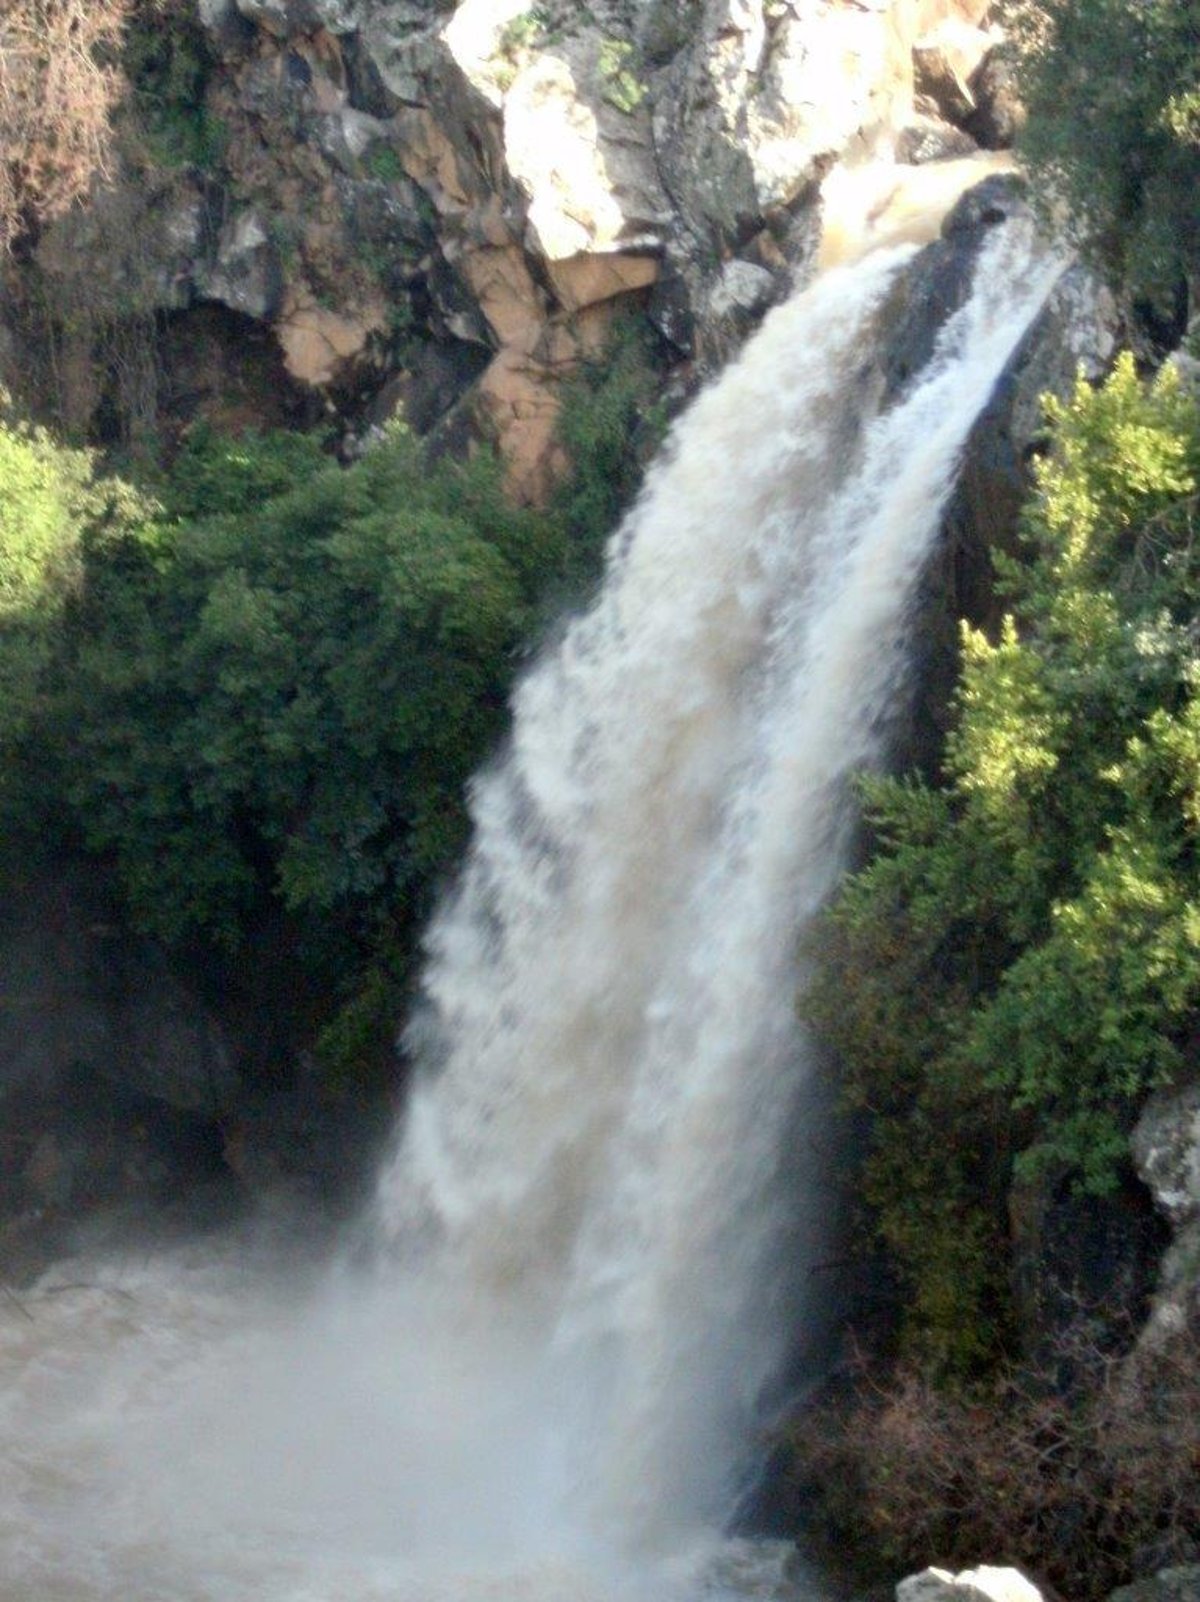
0, 214, 1064, 1602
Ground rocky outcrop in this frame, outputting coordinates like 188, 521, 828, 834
898, 1561, 1200, 1602
896, 183, 1121, 777
0, 849, 388, 1285
897, 1568, 1044, 1602
0, 852, 236, 1279
1111, 1567, 1200, 1602
1133, 1083, 1200, 1346
913, 17, 998, 125
1, 0, 1021, 495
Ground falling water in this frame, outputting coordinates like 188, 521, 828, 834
0, 212, 1062, 1602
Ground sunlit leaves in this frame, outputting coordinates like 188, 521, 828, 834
809, 358, 1200, 1367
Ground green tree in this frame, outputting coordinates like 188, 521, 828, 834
0, 310, 662, 1087
809, 356, 1200, 1369
44, 426, 553, 952
0, 404, 132, 754
1016, 0, 1200, 299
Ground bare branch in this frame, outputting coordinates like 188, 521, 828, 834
0, 0, 131, 250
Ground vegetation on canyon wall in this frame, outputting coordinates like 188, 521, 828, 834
0, 329, 655, 1087
0, 0, 130, 252
0, 0, 666, 1103
791, 1322, 1200, 1600
1016, 0, 1200, 310
3, 0, 1200, 1584
0, 0, 221, 254
810, 357, 1200, 1372
792, 3, 1200, 1588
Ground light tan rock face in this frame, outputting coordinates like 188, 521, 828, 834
414, 0, 1010, 487
475, 300, 619, 502
501, 44, 669, 262
742, 0, 914, 206
477, 346, 568, 503
3, 0, 1020, 490
459, 244, 546, 349
276, 288, 387, 386
546, 253, 660, 315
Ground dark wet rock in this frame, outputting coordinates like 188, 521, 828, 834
965, 47, 1025, 151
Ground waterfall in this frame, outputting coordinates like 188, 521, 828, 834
0, 211, 1062, 1602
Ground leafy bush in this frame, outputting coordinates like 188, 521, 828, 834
1015, 0, 1200, 299
551, 313, 666, 597
40, 425, 556, 957
120, 0, 224, 172
0, 404, 130, 754
808, 356, 1200, 1369
0, 305, 665, 1086
597, 39, 646, 115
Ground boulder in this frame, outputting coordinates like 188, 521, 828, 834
1110, 1569, 1200, 1602
275, 285, 388, 385
706, 258, 776, 322
544, 251, 660, 315
966, 46, 1025, 149
1133, 1084, 1200, 1229
500, 39, 670, 265
896, 114, 980, 164
913, 19, 998, 125
1132, 1084, 1200, 1345
897, 1567, 1045, 1602
234, 0, 361, 38
195, 209, 284, 320
198, 0, 255, 49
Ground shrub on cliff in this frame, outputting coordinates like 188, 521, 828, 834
0, 307, 661, 1085
0, 403, 140, 756
808, 355, 1200, 1370
0, 420, 560, 1082
789, 1324, 1200, 1602
39, 425, 558, 958
1016, 0, 1200, 302
552, 313, 667, 595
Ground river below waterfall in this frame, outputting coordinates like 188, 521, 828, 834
0, 208, 1062, 1602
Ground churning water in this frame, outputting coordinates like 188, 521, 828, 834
0, 214, 1062, 1602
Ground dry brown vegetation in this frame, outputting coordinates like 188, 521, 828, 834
789, 1324, 1200, 1601
0, 0, 131, 251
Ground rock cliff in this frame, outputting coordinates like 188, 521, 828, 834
3, 0, 1016, 497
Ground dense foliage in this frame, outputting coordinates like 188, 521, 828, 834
809, 356, 1200, 1370
1016, 0, 1200, 301
0, 316, 658, 1083
551, 313, 665, 590
46, 428, 546, 947
0, 405, 101, 743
